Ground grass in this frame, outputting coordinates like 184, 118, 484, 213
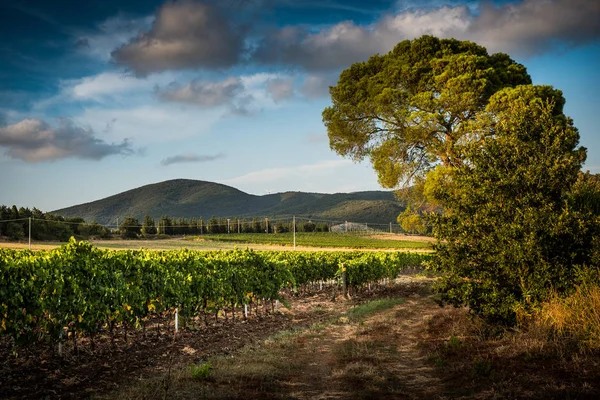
101, 296, 408, 400
538, 283, 600, 351
190, 232, 432, 249
1, 233, 433, 251
345, 298, 405, 321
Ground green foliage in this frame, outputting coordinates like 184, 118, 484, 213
428, 85, 596, 325
119, 217, 141, 239
5, 223, 24, 241
141, 215, 157, 236
190, 362, 212, 380
397, 207, 427, 234
0, 205, 111, 241
323, 35, 530, 191
0, 239, 429, 344
345, 298, 404, 321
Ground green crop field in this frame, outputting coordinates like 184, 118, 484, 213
190, 232, 433, 250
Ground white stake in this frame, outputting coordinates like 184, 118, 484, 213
58, 329, 63, 357
175, 308, 179, 334
275, 300, 280, 311
244, 304, 248, 318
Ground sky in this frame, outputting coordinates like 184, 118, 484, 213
0, 0, 599, 212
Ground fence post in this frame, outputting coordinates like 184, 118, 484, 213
342, 263, 348, 299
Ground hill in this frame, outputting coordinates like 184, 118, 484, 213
52, 179, 404, 225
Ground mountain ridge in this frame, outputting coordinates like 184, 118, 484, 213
53, 179, 404, 225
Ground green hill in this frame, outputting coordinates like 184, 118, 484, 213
52, 179, 404, 225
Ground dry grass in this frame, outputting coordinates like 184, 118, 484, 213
420, 295, 600, 399
538, 284, 600, 352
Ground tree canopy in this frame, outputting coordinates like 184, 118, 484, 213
428, 85, 592, 324
323, 35, 531, 189
324, 35, 599, 325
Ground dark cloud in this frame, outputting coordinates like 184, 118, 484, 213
156, 77, 244, 107
0, 118, 134, 162
252, 23, 380, 71
160, 152, 225, 166
266, 78, 294, 102
111, 1, 245, 75
469, 0, 600, 56
251, 0, 600, 70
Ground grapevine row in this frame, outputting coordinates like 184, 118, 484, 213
0, 239, 430, 344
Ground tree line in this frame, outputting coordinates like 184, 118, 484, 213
0, 207, 333, 241
120, 215, 331, 239
0, 205, 111, 241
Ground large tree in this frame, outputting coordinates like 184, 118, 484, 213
323, 35, 531, 190
428, 85, 592, 324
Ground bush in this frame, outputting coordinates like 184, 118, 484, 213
428, 86, 593, 325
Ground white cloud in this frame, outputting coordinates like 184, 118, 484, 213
68, 72, 162, 100
75, 14, 154, 61
223, 160, 351, 185
266, 78, 295, 102
156, 77, 244, 107
74, 104, 223, 144
300, 73, 338, 98
221, 159, 382, 194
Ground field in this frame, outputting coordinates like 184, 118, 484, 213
190, 232, 433, 250
1, 238, 598, 399
0, 232, 434, 251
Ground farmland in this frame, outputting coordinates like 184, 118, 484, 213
190, 232, 433, 250
0, 232, 434, 252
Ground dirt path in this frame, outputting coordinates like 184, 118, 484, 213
122, 277, 447, 400
277, 280, 446, 399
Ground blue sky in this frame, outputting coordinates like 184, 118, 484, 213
0, 0, 598, 211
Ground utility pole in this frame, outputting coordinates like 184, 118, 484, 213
28, 217, 31, 250
293, 216, 296, 250
227, 218, 231, 234
265, 217, 269, 234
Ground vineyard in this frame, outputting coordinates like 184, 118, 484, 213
0, 238, 430, 349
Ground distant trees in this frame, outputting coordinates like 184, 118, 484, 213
119, 217, 141, 239
141, 215, 157, 236
0, 205, 111, 241
0, 206, 342, 242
